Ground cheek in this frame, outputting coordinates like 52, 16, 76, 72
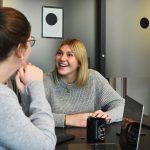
55, 56, 59, 62
55, 58, 59, 64
27, 47, 32, 56
24, 47, 32, 59
72, 59, 80, 68
29, 47, 32, 54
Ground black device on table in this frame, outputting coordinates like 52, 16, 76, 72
68, 96, 145, 150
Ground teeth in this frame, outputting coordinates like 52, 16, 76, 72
59, 63, 68, 67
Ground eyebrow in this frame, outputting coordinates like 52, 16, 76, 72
66, 51, 74, 54
59, 49, 74, 54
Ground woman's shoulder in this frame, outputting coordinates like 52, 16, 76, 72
88, 69, 108, 83
44, 72, 54, 81
43, 72, 56, 87
0, 84, 17, 100
89, 69, 104, 78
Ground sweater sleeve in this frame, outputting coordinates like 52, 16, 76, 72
94, 71, 125, 123
53, 113, 66, 127
43, 75, 66, 127
100, 81, 125, 123
0, 81, 56, 150
20, 93, 30, 116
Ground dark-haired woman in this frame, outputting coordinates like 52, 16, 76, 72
0, 7, 56, 150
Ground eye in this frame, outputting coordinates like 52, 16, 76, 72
67, 53, 74, 57
56, 51, 62, 56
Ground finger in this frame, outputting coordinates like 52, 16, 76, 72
106, 114, 111, 121
99, 113, 111, 120
96, 113, 111, 124
18, 67, 25, 77
101, 113, 108, 118
106, 115, 111, 120
96, 113, 107, 118
15, 71, 22, 88
88, 113, 92, 117
92, 110, 103, 117
106, 118, 111, 124
27, 62, 32, 65
15, 71, 20, 84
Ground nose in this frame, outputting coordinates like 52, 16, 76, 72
60, 53, 67, 61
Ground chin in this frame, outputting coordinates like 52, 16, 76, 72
58, 70, 68, 76
58, 72, 67, 76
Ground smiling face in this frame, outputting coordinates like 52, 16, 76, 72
55, 44, 80, 83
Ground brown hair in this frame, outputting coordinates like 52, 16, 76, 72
0, 7, 31, 61
53, 39, 89, 86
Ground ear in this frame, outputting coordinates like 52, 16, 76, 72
15, 44, 25, 59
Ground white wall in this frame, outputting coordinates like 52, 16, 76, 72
3, 0, 96, 72
106, 0, 150, 115
106, 0, 150, 78
3, 0, 150, 115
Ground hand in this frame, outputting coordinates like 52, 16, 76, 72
16, 64, 43, 93
122, 117, 135, 129
65, 113, 91, 127
16, 70, 25, 93
91, 110, 111, 123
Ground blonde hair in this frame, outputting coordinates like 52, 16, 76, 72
53, 39, 89, 86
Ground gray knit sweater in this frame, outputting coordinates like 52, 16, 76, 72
0, 81, 56, 150
43, 69, 125, 127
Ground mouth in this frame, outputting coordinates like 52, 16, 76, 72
58, 62, 69, 67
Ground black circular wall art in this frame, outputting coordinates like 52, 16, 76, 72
46, 13, 57, 26
140, 17, 149, 29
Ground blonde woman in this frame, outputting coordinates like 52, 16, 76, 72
22, 39, 125, 128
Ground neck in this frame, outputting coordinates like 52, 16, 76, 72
0, 65, 14, 84
63, 75, 77, 84
0, 57, 20, 84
